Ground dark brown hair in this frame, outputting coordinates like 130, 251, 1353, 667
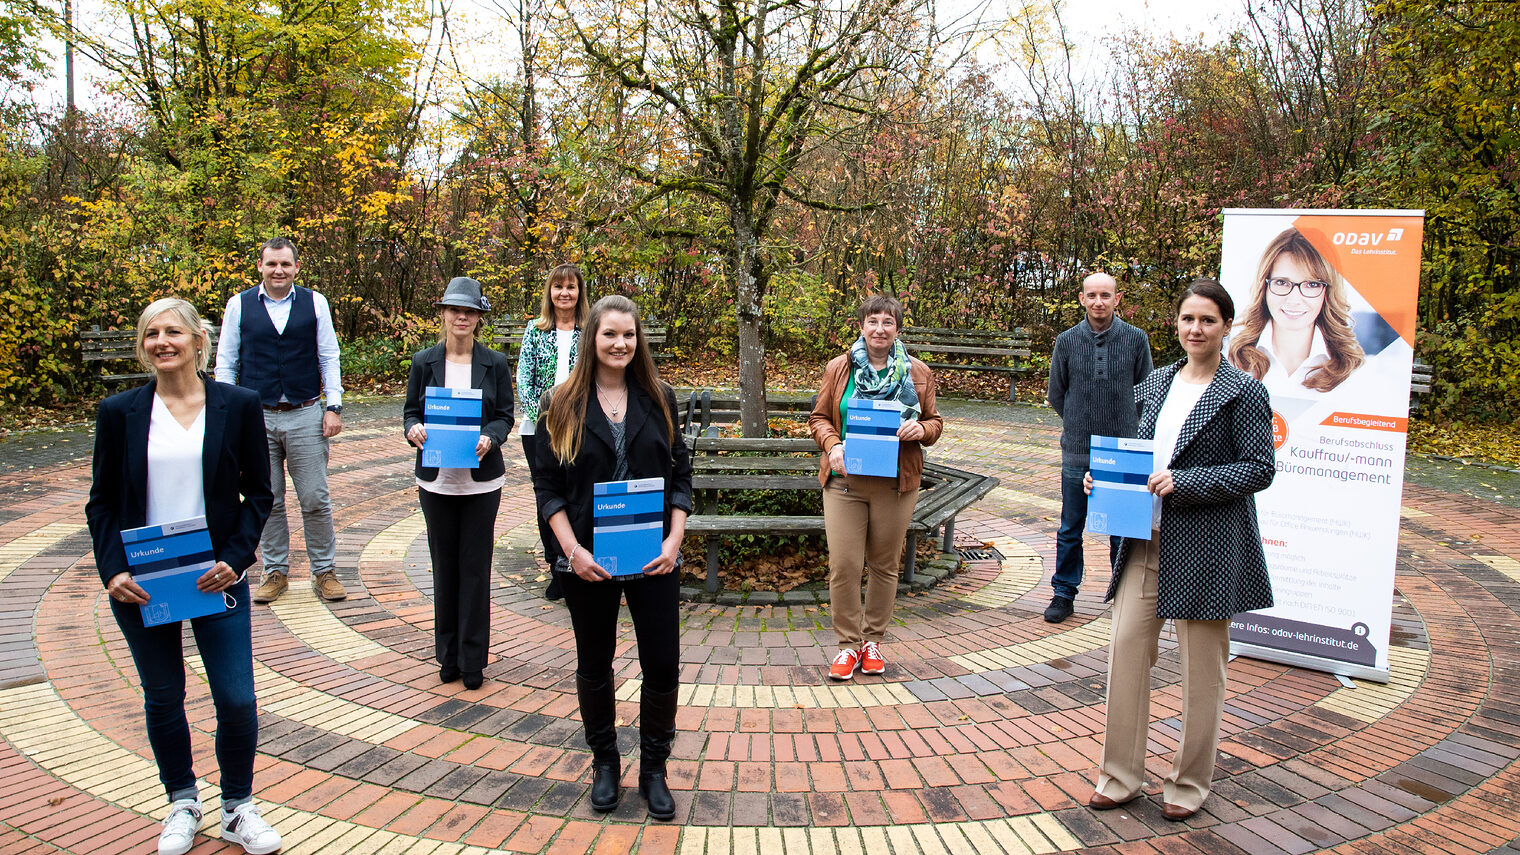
857, 294, 903, 327
1175, 278, 1235, 322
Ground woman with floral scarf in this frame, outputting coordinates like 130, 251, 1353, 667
807, 294, 943, 680
516, 263, 590, 600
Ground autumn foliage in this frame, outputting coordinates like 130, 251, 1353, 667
0, 0, 1514, 420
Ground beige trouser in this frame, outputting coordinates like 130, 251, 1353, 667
1094, 532, 1230, 812
823, 474, 918, 648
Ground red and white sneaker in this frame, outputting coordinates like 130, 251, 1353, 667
859, 641, 886, 675
828, 648, 860, 681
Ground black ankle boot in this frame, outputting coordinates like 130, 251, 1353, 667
639, 684, 679, 821
590, 760, 621, 812
576, 672, 621, 811
639, 768, 675, 821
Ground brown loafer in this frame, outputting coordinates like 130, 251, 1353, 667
1088, 792, 1135, 810
312, 570, 348, 602
1162, 803, 1197, 821
253, 573, 288, 604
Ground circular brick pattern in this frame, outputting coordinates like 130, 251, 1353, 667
2, 399, 1518, 853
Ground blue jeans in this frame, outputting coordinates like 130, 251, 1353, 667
261, 404, 335, 576
110, 582, 258, 802
1054, 464, 1118, 602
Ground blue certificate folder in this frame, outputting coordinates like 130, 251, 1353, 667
592, 477, 665, 577
422, 386, 482, 469
1087, 436, 1155, 540
844, 398, 901, 477
120, 516, 226, 627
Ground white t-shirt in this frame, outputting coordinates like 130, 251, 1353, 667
147, 395, 207, 526
1150, 375, 1211, 529
421, 359, 505, 495
520, 329, 578, 436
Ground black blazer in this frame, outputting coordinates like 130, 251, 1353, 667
531, 382, 694, 567
403, 341, 515, 481
1106, 357, 1276, 620
86, 379, 274, 587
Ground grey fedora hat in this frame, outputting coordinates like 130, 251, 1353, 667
436, 277, 491, 312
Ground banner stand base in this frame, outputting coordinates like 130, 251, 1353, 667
1229, 641, 1391, 684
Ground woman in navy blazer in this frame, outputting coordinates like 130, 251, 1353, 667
402, 277, 514, 691
1086, 279, 1274, 822
86, 298, 279, 855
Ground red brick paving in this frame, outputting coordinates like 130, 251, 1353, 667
2, 400, 1519, 853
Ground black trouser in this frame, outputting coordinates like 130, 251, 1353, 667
418, 487, 501, 672
560, 570, 681, 691
562, 570, 681, 771
520, 434, 558, 555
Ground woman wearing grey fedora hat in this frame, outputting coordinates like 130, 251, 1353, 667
402, 276, 515, 691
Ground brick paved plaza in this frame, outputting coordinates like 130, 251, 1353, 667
2, 397, 1518, 854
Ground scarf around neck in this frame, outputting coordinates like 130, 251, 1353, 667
848, 336, 920, 421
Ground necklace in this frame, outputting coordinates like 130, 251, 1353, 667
595, 383, 627, 418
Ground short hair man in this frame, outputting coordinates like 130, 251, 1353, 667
1044, 273, 1152, 623
215, 237, 348, 603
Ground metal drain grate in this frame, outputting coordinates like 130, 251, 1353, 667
956, 546, 1004, 562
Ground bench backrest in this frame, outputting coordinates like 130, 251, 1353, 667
82, 326, 220, 383
899, 327, 1031, 358
491, 318, 668, 358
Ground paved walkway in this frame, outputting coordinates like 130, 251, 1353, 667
2, 398, 1519, 854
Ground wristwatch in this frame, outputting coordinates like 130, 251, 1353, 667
326, 405, 343, 415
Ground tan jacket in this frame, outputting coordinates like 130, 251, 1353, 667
808, 354, 943, 492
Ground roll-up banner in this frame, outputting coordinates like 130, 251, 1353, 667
1220, 208, 1424, 683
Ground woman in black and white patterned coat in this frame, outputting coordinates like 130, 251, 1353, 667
1085, 278, 1275, 822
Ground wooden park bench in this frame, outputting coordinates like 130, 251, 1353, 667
1410, 357, 1433, 412
492, 317, 669, 362
899, 326, 1032, 401
684, 436, 998, 593
679, 390, 816, 438
81, 325, 219, 384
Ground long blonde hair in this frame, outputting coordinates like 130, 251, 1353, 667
135, 297, 212, 375
534, 264, 590, 332
1229, 228, 1364, 392
544, 295, 673, 465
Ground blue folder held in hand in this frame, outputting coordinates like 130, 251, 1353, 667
422, 386, 483, 469
1087, 436, 1155, 540
121, 516, 227, 627
844, 398, 902, 477
592, 477, 665, 577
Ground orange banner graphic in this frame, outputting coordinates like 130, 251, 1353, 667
1292, 215, 1424, 346
1320, 412, 1409, 433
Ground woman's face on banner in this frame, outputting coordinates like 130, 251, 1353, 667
1265, 252, 1327, 335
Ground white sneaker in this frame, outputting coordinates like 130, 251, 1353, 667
220, 802, 283, 854
158, 798, 202, 855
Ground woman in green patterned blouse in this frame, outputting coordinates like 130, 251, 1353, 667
517, 263, 590, 600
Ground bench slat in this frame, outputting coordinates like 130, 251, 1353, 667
920, 362, 1025, 375
694, 458, 818, 472
904, 343, 1030, 358
693, 475, 819, 490
693, 437, 817, 454
686, 516, 826, 533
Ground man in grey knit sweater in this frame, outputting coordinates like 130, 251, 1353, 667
1044, 273, 1153, 623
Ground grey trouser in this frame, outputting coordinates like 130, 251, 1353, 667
260, 403, 336, 577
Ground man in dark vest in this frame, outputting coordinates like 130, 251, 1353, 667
215, 237, 348, 604
1044, 272, 1152, 623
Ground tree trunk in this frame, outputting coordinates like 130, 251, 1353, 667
732, 215, 769, 437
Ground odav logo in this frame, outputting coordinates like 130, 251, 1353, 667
1332, 228, 1404, 246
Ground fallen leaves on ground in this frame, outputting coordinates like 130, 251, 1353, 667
1408, 418, 1520, 468
679, 536, 941, 593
